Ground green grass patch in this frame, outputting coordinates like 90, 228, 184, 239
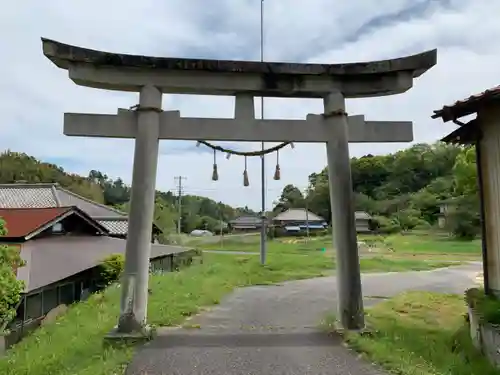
359, 257, 455, 272
381, 233, 481, 254
328, 291, 500, 375
1, 253, 460, 375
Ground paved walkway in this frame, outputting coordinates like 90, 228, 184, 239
126, 262, 481, 375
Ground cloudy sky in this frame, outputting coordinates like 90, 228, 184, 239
1, 0, 497, 210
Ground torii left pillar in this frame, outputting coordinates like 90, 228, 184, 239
113, 85, 162, 337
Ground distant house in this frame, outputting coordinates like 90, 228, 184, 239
272, 208, 327, 234
271, 208, 372, 234
437, 200, 457, 229
0, 183, 161, 241
354, 211, 373, 233
229, 215, 264, 232
0, 205, 190, 345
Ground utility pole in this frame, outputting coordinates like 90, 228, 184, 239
305, 190, 310, 242
174, 176, 186, 234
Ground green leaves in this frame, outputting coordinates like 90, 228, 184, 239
0, 219, 24, 330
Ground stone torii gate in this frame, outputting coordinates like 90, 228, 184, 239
41, 38, 436, 336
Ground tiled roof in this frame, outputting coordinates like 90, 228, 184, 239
0, 183, 126, 217
432, 85, 500, 122
230, 215, 263, 226
98, 219, 128, 235
355, 211, 372, 220
273, 208, 325, 222
0, 183, 128, 235
0, 207, 71, 238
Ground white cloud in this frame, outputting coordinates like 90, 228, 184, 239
0, 0, 496, 210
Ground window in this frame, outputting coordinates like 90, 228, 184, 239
58, 283, 75, 305
25, 294, 42, 320
52, 222, 63, 233
42, 288, 58, 314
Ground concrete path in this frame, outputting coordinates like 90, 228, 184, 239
126, 262, 481, 375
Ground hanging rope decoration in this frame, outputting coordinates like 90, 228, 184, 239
273, 149, 281, 181
243, 156, 250, 187
211, 149, 219, 181
197, 140, 295, 185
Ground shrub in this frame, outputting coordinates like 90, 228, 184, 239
371, 215, 400, 234
0, 218, 25, 330
445, 197, 480, 240
98, 253, 125, 285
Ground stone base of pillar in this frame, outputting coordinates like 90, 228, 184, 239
330, 319, 371, 336
104, 324, 156, 345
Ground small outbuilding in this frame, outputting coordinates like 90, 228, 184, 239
432, 85, 500, 296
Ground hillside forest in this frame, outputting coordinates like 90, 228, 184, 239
0, 142, 480, 241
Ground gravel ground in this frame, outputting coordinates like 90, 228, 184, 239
126, 262, 481, 375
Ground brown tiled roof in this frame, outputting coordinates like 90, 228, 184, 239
432, 85, 500, 122
0, 207, 71, 238
17, 236, 189, 292
0, 183, 128, 235
0, 206, 109, 239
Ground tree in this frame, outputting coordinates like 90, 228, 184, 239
0, 218, 24, 329
154, 199, 177, 243
274, 184, 305, 213
453, 146, 478, 197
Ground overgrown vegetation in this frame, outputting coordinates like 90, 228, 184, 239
0, 219, 24, 331
0, 251, 458, 375
323, 292, 500, 375
466, 288, 500, 325
98, 254, 125, 286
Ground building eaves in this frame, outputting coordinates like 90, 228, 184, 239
432, 85, 500, 122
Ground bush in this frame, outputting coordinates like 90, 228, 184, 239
371, 215, 400, 234
0, 218, 24, 330
98, 254, 125, 285
445, 198, 480, 240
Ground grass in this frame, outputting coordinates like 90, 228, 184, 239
200, 232, 481, 261
377, 232, 481, 255
1, 250, 460, 375
323, 291, 500, 375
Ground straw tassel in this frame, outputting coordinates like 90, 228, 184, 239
243, 156, 249, 187
273, 150, 281, 180
212, 149, 219, 181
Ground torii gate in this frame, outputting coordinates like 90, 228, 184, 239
41, 38, 436, 337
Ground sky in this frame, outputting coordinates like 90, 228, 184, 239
1, 0, 498, 210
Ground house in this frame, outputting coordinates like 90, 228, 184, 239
0, 183, 161, 241
0, 206, 195, 347
354, 211, 373, 233
271, 208, 372, 234
229, 215, 264, 232
272, 208, 327, 234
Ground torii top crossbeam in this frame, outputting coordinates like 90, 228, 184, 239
42, 38, 436, 98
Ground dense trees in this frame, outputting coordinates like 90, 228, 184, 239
278, 142, 480, 238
